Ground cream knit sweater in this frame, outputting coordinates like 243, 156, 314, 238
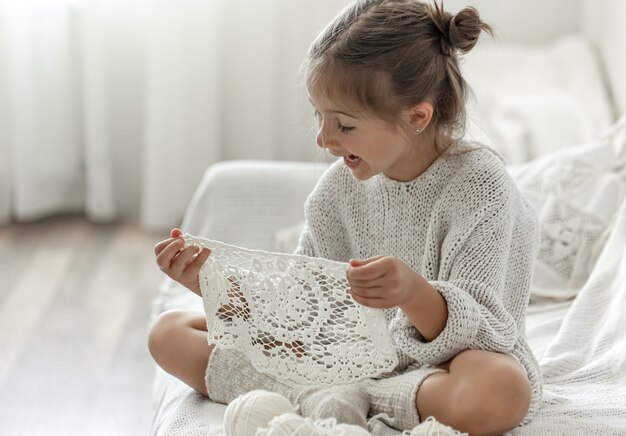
295, 140, 543, 417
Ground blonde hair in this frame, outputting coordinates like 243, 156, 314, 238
302, 0, 492, 153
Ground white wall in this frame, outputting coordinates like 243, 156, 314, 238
445, 0, 583, 45
582, 0, 626, 116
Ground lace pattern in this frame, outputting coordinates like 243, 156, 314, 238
185, 234, 399, 385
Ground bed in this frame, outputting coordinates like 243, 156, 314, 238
149, 2, 626, 433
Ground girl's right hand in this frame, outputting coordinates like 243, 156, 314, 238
154, 228, 211, 296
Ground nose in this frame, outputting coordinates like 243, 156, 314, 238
316, 123, 336, 149
316, 130, 326, 148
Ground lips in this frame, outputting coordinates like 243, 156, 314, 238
343, 154, 361, 168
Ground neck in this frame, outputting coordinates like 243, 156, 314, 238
396, 131, 447, 181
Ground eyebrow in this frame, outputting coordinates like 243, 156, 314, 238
308, 97, 359, 119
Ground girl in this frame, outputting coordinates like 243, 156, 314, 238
149, 1, 542, 435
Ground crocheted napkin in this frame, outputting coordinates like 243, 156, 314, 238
184, 234, 399, 385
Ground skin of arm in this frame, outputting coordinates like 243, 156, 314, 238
398, 271, 448, 342
347, 256, 448, 342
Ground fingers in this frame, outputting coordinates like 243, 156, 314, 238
348, 276, 386, 288
155, 238, 184, 271
155, 228, 184, 256
347, 256, 387, 281
169, 245, 202, 277
186, 247, 212, 279
347, 256, 400, 309
350, 283, 385, 300
170, 243, 212, 276
154, 236, 179, 256
349, 255, 384, 267
191, 246, 212, 267
349, 289, 387, 309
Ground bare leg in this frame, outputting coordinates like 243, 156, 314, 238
416, 350, 531, 436
148, 309, 214, 396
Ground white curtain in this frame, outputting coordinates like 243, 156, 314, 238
0, 0, 593, 231
0, 0, 349, 231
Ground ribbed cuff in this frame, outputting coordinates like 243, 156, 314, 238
391, 281, 481, 365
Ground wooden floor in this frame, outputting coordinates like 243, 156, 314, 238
0, 215, 164, 436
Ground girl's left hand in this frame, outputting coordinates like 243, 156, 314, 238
346, 256, 419, 309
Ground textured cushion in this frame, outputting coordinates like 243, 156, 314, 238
509, 114, 626, 300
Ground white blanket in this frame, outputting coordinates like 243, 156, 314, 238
510, 197, 626, 435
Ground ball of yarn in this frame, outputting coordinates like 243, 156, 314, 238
223, 390, 296, 436
256, 413, 371, 436
406, 416, 467, 436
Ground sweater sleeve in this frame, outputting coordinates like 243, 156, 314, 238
294, 220, 317, 257
390, 188, 539, 366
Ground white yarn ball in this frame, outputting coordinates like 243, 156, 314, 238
405, 416, 468, 436
256, 413, 371, 436
223, 390, 296, 436
256, 413, 317, 436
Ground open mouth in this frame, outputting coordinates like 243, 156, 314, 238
343, 154, 361, 168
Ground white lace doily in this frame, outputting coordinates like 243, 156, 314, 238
184, 234, 399, 385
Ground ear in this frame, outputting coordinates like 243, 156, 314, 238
403, 101, 434, 132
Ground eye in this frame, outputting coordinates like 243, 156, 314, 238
338, 122, 354, 133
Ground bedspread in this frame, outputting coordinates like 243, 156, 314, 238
151, 197, 626, 435
509, 190, 626, 435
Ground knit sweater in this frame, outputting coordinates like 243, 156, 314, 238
295, 140, 543, 416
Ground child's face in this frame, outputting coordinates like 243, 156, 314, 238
309, 91, 435, 182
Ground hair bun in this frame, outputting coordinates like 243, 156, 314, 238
449, 7, 492, 53
429, 3, 492, 56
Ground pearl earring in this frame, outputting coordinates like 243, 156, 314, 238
415, 127, 422, 135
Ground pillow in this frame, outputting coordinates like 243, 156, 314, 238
463, 35, 614, 165
509, 114, 626, 301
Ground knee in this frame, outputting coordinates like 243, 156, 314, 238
148, 309, 190, 363
454, 360, 531, 433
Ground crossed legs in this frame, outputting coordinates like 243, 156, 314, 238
148, 310, 531, 435
418, 350, 532, 435
148, 309, 213, 397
